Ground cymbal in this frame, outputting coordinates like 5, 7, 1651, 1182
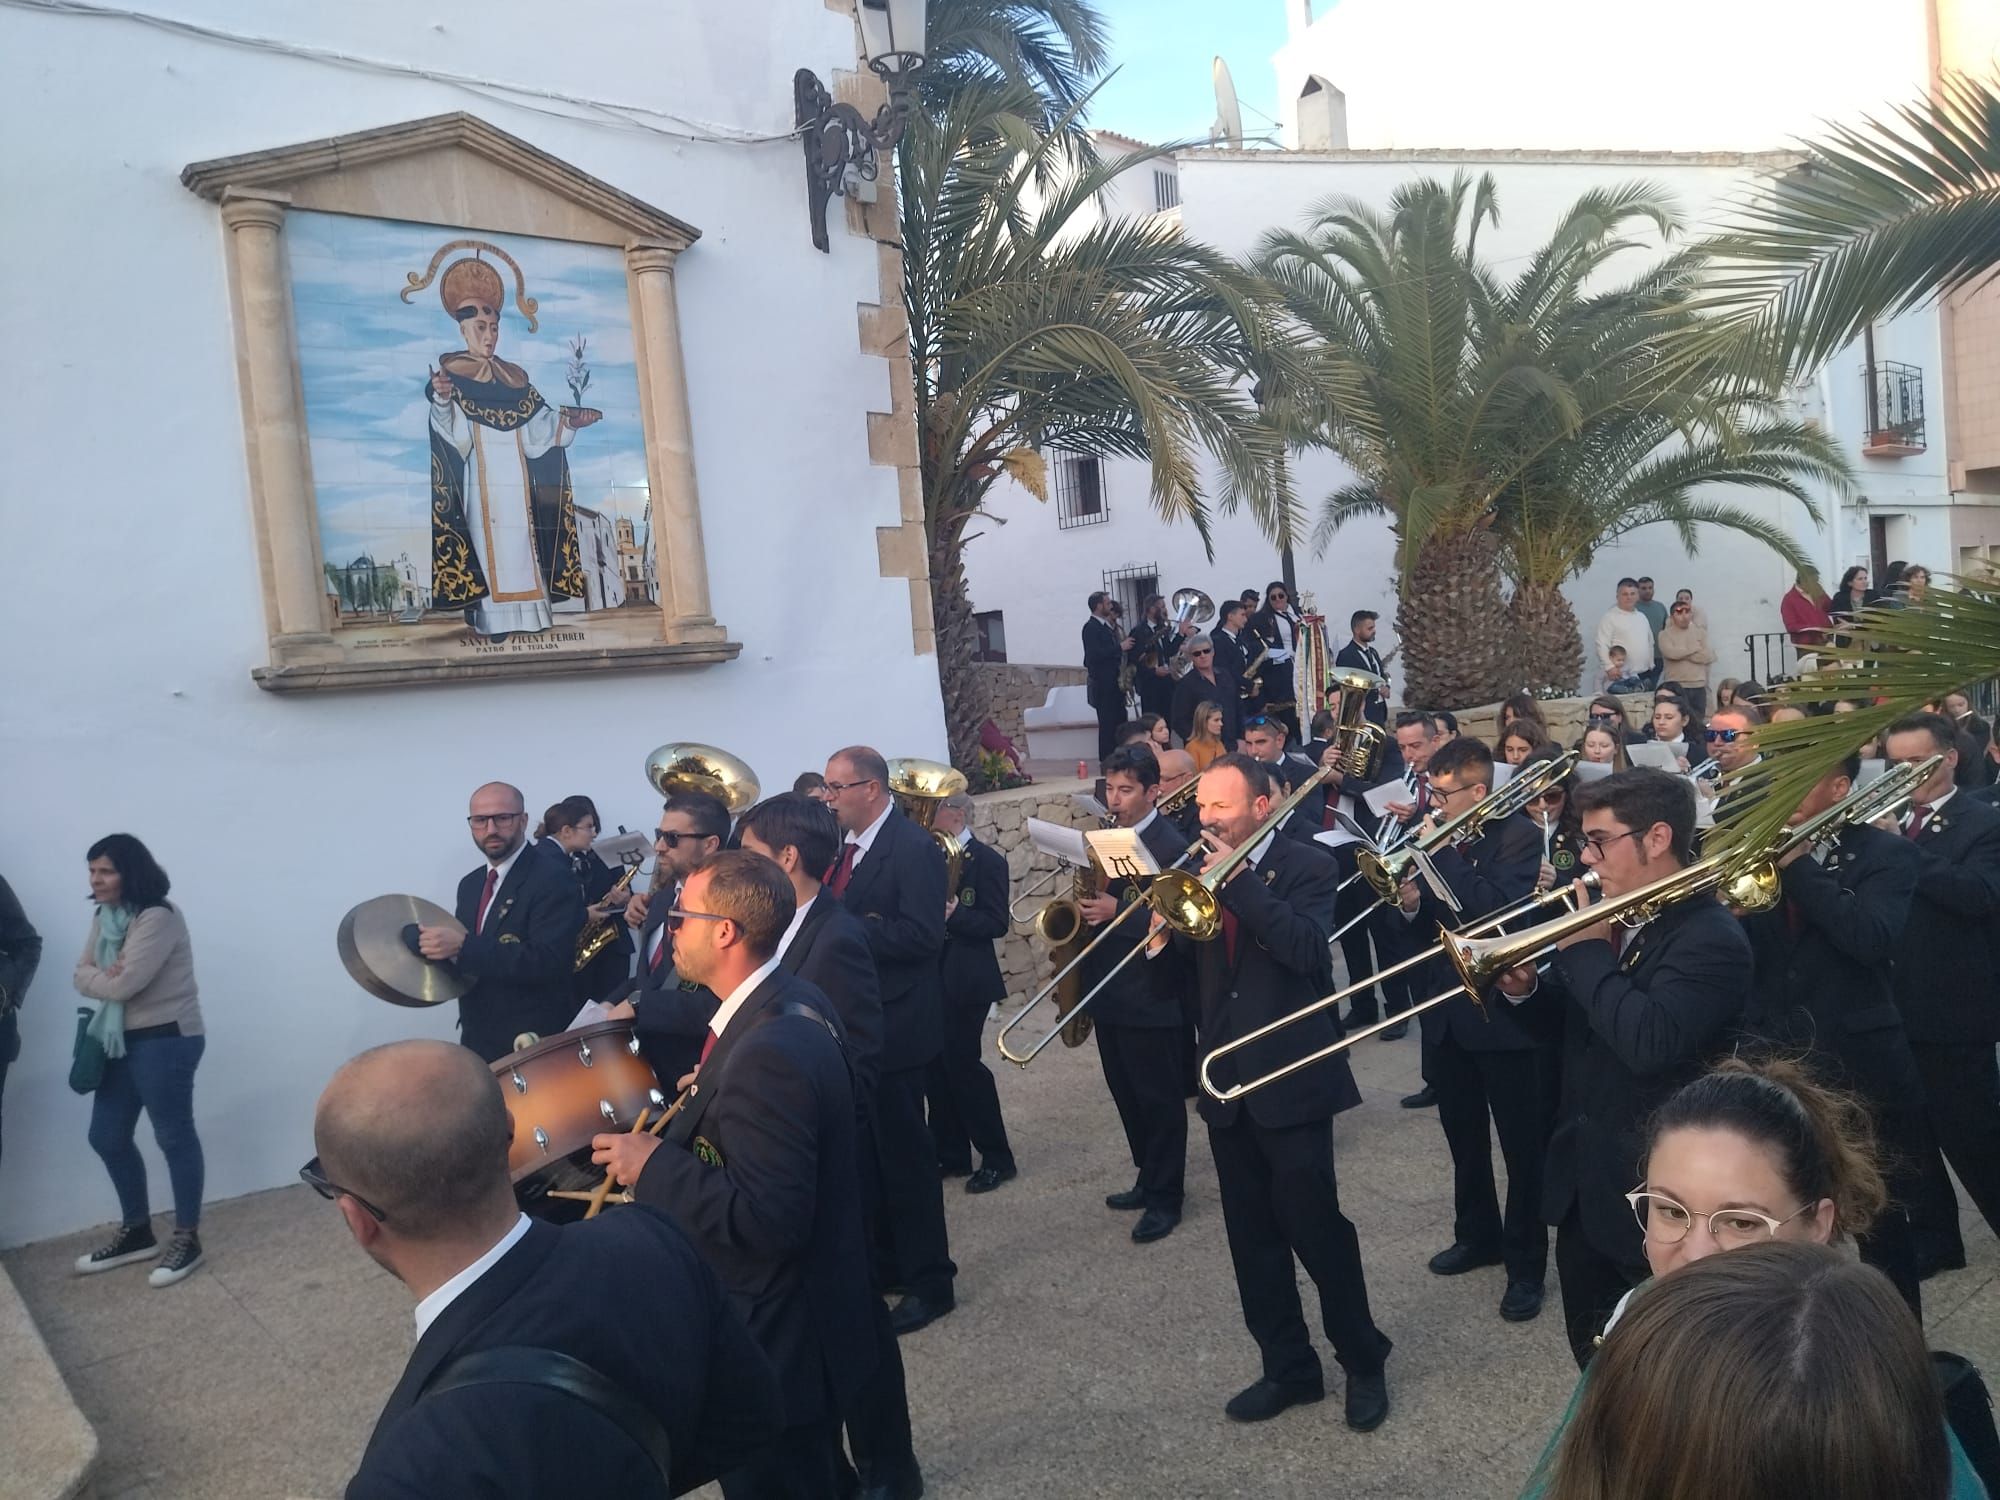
337, 894, 470, 1008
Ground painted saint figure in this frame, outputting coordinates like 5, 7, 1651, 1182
424, 255, 592, 637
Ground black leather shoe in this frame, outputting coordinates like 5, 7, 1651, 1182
1399, 1085, 1437, 1109
965, 1163, 1016, 1194
1500, 1280, 1545, 1322
859, 1458, 925, 1500
1223, 1378, 1324, 1423
1916, 1248, 1968, 1281
1344, 1371, 1390, 1432
1131, 1207, 1180, 1243
1379, 1021, 1409, 1041
1428, 1243, 1504, 1276
1105, 1186, 1146, 1211
888, 1292, 954, 1336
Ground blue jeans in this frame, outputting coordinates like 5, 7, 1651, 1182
88, 1031, 205, 1231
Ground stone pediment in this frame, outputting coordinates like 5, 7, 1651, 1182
182, 112, 700, 252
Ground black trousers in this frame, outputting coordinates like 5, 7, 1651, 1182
1909, 1041, 2000, 1256
1553, 1205, 1649, 1370
867, 1065, 957, 1301
721, 1418, 839, 1500
1331, 852, 1380, 1022
1857, 1100, 1927, 1321
840, 1105, 915, 1487
1096, 1022, 1187, 1211
1430, 1039, 1557, 1284
1093, 692, 1123, 763
1369, 907, 1417, 1020
926, 1002, 1014, 1173
1207, 1112, 1387, 1385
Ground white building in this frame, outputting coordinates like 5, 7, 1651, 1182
966, 1, 2000, 691
0, 0, 938, 1245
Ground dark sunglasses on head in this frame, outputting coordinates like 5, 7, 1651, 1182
1242, 715, 1275, 730
1705, 728, 1743, 744
300, 1155, 387, 1222
1588, 712, 1621, 725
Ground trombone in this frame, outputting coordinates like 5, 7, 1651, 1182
995, 669, 1386, 1066
1201, 752, 1940, 1105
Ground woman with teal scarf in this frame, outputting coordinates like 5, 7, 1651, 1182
1522, 1057, 1989, 1498
70, 834, 208, 1288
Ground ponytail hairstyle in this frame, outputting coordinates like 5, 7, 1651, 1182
1644, 1055, 1887, 1239
533, 795, 599, 843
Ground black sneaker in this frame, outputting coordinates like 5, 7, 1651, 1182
148, 1230, 204, 1288
74, 1222, 158, 1274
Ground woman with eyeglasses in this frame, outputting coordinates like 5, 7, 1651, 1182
1520, 747, 1584, 892
1521, 1055, 1989, 1499
535, 795, 634, 1006
71, 833, 208, 1288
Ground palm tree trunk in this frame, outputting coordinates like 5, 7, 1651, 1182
929, 520, 992, 783
1507, 582, 1585, 695
1396, 527, 1513, 709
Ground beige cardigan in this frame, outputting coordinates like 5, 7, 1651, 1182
73, 905, 205, 1035
1657, 621, 1716, 689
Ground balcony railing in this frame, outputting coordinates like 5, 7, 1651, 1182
1862, 360, 1926, 457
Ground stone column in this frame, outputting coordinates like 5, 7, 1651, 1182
221, 189, 333, 651
627, 241, 724, 644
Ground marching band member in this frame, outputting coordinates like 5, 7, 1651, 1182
1211, 598, 1251, 693
613, 790, 730, 1086
420, 782, 583, 1062
1172, 754, 1393, 1431
1375, 714, 1442, 1051
1333, 611, 1391, 727
1243, 582, 1304, 741
1083, 592, 1132, 762
1493, 769, 1751, 1368
534, 795, 632, 1005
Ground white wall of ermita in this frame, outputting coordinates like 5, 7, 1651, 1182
0, 0, 945, 1246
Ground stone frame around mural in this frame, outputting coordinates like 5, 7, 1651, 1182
182, 112, 740, 692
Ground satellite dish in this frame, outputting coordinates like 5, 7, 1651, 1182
1211, 56, 1245, 148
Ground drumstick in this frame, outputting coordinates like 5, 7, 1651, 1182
583, 1107, 650, 1219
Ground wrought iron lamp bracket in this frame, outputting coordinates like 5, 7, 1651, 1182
794, 56, 922, 252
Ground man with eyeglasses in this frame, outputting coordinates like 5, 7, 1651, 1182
1390, 738, 1551, 1324
312, 1039, 781, 1499
1242, 713, 1324, 838
822, 745, 957, 1337
419, 781, 585, 1061
1491, 768, 1751, 1368
1169, 631, 1242, 747
608, 790, 731, 1086
1735, 749, 1930, 1315
1371, 713, 1438, 1050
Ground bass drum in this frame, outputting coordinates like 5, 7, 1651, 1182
490, 1022, 665, 1218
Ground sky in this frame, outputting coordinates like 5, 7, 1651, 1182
1085, 0, 1289, 147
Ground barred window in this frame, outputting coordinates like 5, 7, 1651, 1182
1153, 170, 1180, 213
1054, 452, 1106, 528
974, 610, 1007, 663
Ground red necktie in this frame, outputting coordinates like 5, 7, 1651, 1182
699, 1027, 720, 1066
828, 842, 859, 896
1414, 774, 1429, 817
1784, 896, 1803, 940
648, 928, 668, 974
1904, 803, 1932, 841
474, 867, 498, 932
1221, 906, 1240, 965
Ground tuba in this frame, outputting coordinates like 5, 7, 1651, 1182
886, 757, 971, 888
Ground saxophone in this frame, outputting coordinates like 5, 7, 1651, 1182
1033, 821, 1111, 1048
573, 861, 643, 972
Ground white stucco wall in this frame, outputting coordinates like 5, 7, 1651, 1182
0, 0, 944, 1246
1274, 0, 1937, 154
964, 148, 1876, 692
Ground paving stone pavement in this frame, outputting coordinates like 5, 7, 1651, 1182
8, 1027, 1998, 1500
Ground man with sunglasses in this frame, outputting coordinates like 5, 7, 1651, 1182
822, 745, 957, 1336
314, 1039, 781, 1499
1492, 768, 1751, 1367
419, 781, 585, 1062
608, 790, 732, 1086
1169, 631, 1241, 747
1390, 738, 1551, 1324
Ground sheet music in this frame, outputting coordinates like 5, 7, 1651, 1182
1362, 781, 1409, 818
1026, 817, 1091, 868
1491, 762, 1517, 789
589, 829, 650, 870
1856, 758, 1887, 787
1626, 741, 1686, 772
1408, 847, 1461, 913
1069, 792, 1109, 817
1085, 827, 1160, 882
1572, 760, 1614, 783
1313, 797, 1370, 851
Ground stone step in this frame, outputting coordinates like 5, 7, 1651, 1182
0, 1261, 98, 1500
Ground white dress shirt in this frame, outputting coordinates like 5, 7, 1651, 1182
1905, 784, 1956, 835
706, 952, 785, 1045
476, 842, 530, 931
842, 800, 896, 872
413, 1211, 531, 1340
772, 898, 813, 966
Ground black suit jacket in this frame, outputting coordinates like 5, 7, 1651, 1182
1333, 639, 1390, 725
1410, 812, 1545, 1051
635, 970, 874, 1429
1212, 626, 1249, 688
1186, 835, 1360, 1130
1258, 753, 1327, 844
1739, 826, 1922, 1110
452, 850, 587, 1061
942, 836, 1008, 1011
348, 1209, 780, 1499
1170, 668, 1242, 746
1083, 616, 1124, 706
1528, 891, 1751, 1258
835, 810, 948, 1073
620, 884, 719, 1089
1083, 813, 1191, 1029
779, 888, 884, 1102
0, 875, 42, 1014
1893, 794, 2000, 1045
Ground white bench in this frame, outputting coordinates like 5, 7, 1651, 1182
1023, 683, 1098, 765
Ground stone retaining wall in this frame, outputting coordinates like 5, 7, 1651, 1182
970, 661, 1086, 751
964, 775, 1102, 1002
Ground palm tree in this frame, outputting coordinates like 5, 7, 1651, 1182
1662, 74, 2000, 860
1258, 176, 1842, 704
901, 17, 1300, 777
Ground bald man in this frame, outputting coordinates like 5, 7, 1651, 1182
419, 781, 586, 1060
313, 1041, 779, 1498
